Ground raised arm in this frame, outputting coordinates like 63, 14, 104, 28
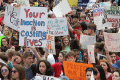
67, 21, 73, 32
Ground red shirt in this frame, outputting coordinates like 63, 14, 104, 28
0, 17, 3, 25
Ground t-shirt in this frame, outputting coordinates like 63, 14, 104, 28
24, 64, 36, 80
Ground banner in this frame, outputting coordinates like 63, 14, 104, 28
67, 0, 78, 7
78, 0, 89, 7
45, 30, 56, 55
19, 7, 47, 47
4, 4, 20, 31
53, 0, 72, 17
80, 35, 96, 49
103, 6, 120, 28
104, 32, 120, 52
47, 18, 68, 36
63, 61, 93, 80
87, 45, 95, 64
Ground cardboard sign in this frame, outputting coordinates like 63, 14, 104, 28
32, 73, 60, 80
104, 32, 120, 52
45, 30, 56, 55
67, 0, 78, 7
103, 6, 120, 28
63, 61, 93, 80
53, 0, 72, 17
87, 45, 95, 64
47, 18, 68, 36
4, 4, 20, 31
80, 35, 96, 49
19, 7, 47, 47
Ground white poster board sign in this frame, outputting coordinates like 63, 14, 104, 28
47, 17, 68, 36
87, 45, 95, 64
4, 4, 20, 31
104, 32, 120, 52
19, 6, 47, 47
80, 35, 96, 49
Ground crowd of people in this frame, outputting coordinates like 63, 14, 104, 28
0, 0, 120, 80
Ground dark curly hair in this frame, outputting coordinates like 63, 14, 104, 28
37, 60, 54, 76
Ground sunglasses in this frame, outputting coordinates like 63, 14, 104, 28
11, 70, 17, 73
1, 69, 8, 72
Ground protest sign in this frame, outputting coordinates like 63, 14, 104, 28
4, 4, 20, 31
80, 35, 96, 49
104, 32, 120, 52
47, 18, 68, 36
45, 30, 56, 55
87, 45, 95, 64
67, 0, 78, 7
19, 6, 47, 47
53, 0, 72, 17
78, 0, 89, 8
103, 6, 120, 28
63, 61, 93, 80
32, 73, 60, 80
16, 0, 30, 7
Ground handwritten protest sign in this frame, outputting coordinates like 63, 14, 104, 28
19, 7, 47, 47
16, 0, 30, 7
104, 32, 120, 52
32, 73, 60, 80
103, 6, 120, 28
87, 45, 95, 64
47, 18, 68, 36
80, 35, 96, 49
45, 30, 56, 55
67, 0, 78, 7
63, 61, 93, 80
53, 0, 72, 17
4, 4, 20, 31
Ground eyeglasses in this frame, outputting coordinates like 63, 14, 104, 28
1, 69, 8, 72
11, 70, 17, 73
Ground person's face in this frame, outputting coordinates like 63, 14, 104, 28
4, 28, 9, 35
39, 62, 47, 74
100, 62, 108, 71
13, 33, 18, 40
66, 56, 76, 62
74, 29, 81, 35
86, 71, 92, 80
110, 54, 116, 63
11, 67, 19, 79
63, 38, 69, 46
73, 18, 78, 22
58, 53, 64, 63
15, 56, 22, 64
112, 72, 120, 80
99, 32, 104, 39
75, 51, 79, 60
2, 39, 8, 46
84, 53, 88, 60
25, 47, 30, 52
94, 47, 98, 53
87, 28, 92, 35
1, 66, 9, 78
24, 56, 33, 66
81, 17, 85, 21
